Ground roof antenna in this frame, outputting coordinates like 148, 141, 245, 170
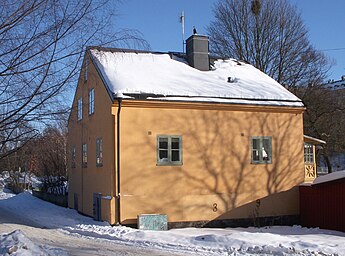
179, 11, 185, 53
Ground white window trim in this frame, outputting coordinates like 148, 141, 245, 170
157, 135, 183, 166
251, 136, 272, 164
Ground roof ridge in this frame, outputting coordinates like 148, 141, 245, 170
87, 46, 170, 55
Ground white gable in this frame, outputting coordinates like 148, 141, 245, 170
90, 49, 303, 107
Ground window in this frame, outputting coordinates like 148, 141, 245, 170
96, 138, 103, 167
82, 143, 87, 167
89, 88, 94, 115
157, 135, 182, 165
304, 143, 314, 164
71, 147, 76, 168
77, 97, 82, 121
84, 59, 88, 82
251, 136, 272, 164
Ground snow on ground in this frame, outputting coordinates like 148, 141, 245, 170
0, 230, 67, 256
0, 172, 15, 200
1, 191, 345, 255
0, 188, 15, 200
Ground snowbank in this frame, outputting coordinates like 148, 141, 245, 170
0, 188, 15, 200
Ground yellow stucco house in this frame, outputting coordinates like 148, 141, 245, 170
68, 34, 312, 227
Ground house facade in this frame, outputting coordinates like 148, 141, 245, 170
68, 35, 307, 227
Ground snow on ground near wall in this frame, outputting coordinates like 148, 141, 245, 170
90, 50, 304, 107
1, 192, 345, 255
0, 230, 67, 256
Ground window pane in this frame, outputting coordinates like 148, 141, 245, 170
304, 143, 313, 163
78, 98, 83, 120
89, 89, 94, 115
252, 139, 259, 150
82, 144, 87, 167
159, 138, 168, 149
171, 150, 180, 161
262, 138, 271, 161
171, 138, 180, 149
96, 138, 103, 166
158, 150, 168, 161
252, 150, 260, 161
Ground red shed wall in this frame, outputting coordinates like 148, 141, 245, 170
300, 178, 345, 232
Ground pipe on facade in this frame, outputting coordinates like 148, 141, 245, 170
116, 96, 122, 225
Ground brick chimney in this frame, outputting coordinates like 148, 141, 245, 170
186, 34, 209, 71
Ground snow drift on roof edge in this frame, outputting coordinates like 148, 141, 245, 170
89, 49, 303, 107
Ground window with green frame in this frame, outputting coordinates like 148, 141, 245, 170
251, 136, 272, 164
157, 135, 182, 165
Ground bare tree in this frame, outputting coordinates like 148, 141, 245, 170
293, 86, 345, 173
0, 0, 148, 159
207, 0, 330, 88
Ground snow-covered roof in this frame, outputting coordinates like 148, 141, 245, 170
313, 170, 345, 185
89, 48, 304, 107
304, 135, 326, 144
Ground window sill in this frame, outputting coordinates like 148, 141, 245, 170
156, 162, 183, 166
251, 161, 272, 165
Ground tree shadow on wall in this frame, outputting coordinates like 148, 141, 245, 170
120, 107, 303, 226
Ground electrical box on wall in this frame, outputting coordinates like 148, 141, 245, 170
138, 214, 168, 230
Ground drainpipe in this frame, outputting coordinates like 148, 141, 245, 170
116, 93, 123, 225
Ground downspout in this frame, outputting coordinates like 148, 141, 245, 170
116, 94, 123, 225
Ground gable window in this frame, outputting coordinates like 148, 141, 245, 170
251, 136, 272, 164
89, 88, 95, 115
157, 135, 182, 165
96, 138, 103, 167
71, 146, 76, 168
304, 143, 314, 164
82, 143, 87, 167
77, 97, 82, 121
84, 59, 88, 82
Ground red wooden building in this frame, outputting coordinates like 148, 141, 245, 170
300, 173, 345, 232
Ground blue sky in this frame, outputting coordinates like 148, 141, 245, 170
116, 0, 345, 81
